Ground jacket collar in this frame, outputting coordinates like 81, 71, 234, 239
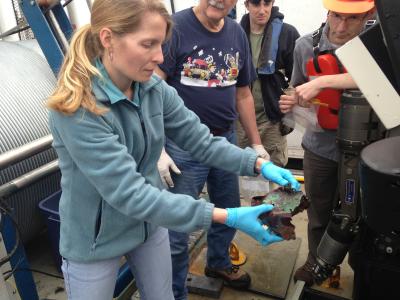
92, 58, 162, 105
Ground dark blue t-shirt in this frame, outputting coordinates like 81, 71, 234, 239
159, 8, 256, 130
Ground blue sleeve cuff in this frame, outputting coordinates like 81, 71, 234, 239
241, 147, 259, 176
202, 202, 215, 229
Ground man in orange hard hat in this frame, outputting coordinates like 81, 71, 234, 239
279, 0, 375, 286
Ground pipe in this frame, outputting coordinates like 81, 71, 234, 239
85, 0, 92, 11
0, 135, 53, 170
0, 0, 18, 41
47, 10, 69, 53
0, 22, 30, 39
66, 0, 91, 30
0, 160, 59, 198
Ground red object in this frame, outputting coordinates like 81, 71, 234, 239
306, 53, 346, 130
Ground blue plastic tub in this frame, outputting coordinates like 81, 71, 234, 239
38, 190, 62, 271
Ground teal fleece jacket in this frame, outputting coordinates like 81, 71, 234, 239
49, 65, 258, 262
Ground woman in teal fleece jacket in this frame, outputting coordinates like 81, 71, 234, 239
47, 0, 300, 299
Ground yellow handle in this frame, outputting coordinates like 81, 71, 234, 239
312, 99, 329, 107
294, 175, 304, 183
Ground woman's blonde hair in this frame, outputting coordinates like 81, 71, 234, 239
47, 0, 173, 115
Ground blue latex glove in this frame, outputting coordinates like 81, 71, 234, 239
260, 161, 301, 191
225, 204, 283, 246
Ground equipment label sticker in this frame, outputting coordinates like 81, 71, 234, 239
345, 179, 355, 204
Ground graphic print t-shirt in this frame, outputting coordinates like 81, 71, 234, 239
159, 8, 256, 130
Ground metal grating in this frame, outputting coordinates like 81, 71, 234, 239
12, 0, 34, 40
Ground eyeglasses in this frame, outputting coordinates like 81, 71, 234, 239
328, 12, 367, 26
248, 0, 273, 6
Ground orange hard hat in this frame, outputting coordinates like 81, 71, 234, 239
323, 0, 375, 14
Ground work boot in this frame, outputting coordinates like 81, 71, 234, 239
294, 260, 315, 286
204, 265, 251, 289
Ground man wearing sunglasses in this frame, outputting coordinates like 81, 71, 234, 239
237, 0, 299, 167
278, 0, 375, 286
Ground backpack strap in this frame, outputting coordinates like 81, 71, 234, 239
312, 23, 325, 55
257, 17, 284, 75
312, 23, 325, 73
365, 19, 376, 29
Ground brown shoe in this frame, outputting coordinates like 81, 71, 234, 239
294, 260, 315, 286
204, 265, 251, 289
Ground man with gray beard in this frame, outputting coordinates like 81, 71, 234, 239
156, 0, 271, 298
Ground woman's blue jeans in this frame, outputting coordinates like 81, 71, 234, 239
61, 227, 173, 300
165, 130, 240, 300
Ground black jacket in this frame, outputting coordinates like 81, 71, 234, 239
240, 7, 300, 122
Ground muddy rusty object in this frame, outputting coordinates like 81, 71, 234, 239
251, 185, 310, 240
328, 266, 341, 289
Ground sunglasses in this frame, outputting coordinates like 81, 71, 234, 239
328, 12, 367, 26
248, 0, 273, 5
